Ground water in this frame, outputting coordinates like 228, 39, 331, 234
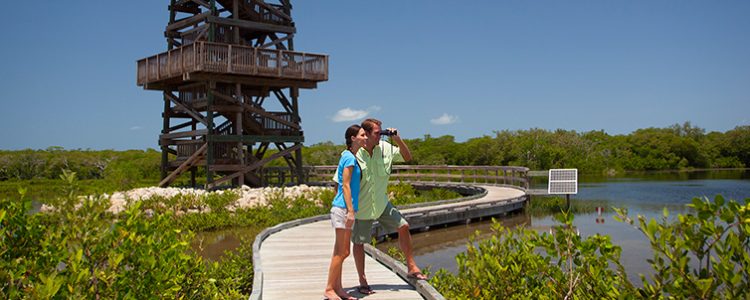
377, 169, 750, 283
192, 227, 259, 261
193, 170, 750, 283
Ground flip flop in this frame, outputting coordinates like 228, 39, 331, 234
407, 271, 428, 280
356, 285, 376, 295
338, 295, 359, 300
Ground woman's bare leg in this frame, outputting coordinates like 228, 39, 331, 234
325, 228, 351, 299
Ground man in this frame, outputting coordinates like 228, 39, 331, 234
334, 118, 427, 295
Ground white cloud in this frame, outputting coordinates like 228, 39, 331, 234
332, 108, 369, 122
368, 105, 382, 112
430, 113, 459, 125
130, 126, 143, 130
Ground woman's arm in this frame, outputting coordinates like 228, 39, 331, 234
341, 165, 356, 228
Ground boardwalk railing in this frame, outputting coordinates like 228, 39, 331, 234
262, 165, 530, 189
137, 41, 328, 86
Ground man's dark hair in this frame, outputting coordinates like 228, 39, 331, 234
361, 118, 382, 134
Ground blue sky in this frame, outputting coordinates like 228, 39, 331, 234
1, 1, 748, 150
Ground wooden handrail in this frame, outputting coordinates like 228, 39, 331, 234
136, 41, 328, 86
262, 165, 530, 189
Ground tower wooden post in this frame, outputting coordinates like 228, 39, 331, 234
137, 0, 328, 188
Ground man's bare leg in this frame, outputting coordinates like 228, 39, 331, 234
398, 224, 425, 278
352, 243, 370, 288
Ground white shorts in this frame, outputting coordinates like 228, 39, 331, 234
330, 206, 351, 229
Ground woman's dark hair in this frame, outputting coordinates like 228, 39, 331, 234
345, 124, 362, 150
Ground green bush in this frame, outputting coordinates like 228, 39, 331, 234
0, 194, 222, 299
430, 213, 630, 299
431, 195, 750, 299
1, 175, 468, 298
614, 195, 750, 298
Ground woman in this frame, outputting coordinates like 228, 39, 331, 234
324, 124, 367, 300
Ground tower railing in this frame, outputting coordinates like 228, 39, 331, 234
137, 41, 328, 85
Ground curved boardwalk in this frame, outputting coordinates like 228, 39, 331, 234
257, 185, 527, 299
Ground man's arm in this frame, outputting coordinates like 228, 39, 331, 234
391, 129, 412, 162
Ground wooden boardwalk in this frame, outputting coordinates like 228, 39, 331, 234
256, 185, 526, 299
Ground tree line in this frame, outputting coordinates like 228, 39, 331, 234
306, 122, 750, 174
0, 148, 161, 183
1, 123, 748, 182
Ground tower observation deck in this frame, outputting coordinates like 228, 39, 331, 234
136, 0, 328, 188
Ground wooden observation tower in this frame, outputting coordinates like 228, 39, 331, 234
136, 0, 328, 188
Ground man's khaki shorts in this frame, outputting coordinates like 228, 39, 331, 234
351, 202, 408, 244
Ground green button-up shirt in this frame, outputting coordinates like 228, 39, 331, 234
333, 140, 403, 220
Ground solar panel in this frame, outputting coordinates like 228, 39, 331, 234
548, 169, 578, 194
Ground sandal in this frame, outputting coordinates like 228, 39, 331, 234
356, 285, 375, 295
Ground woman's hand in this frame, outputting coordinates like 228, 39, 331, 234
345, 211, 356, 229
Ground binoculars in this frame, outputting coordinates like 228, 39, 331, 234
380, 129, 398, 136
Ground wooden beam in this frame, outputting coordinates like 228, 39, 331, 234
165, 24, 206, 39
211, 90, 301, 130
241, 114, 264, 134
163, 112, 195, 119
262, 33, 290, 50
165, 92, 208, 125
159, 143, 207, 187
253, 0, 292, 21
276, 142, 297, 170
206, 16, 296, 34
208, 165, 244, 172
167, 139, 205, 145
170, 4, 201, 14
254, 95, 266, 106
208, 143, 301, 188
211, 104, 243, 113
190, 0, 210, 9
272, 89, 294, 114
175, 0, 209, 8
240, 88, 270, 97
166, 11, 211, 32
160, 129, 208, 140
161, 92, 172, 179
207, 134, 304, 143
255, 142, 269, 160
185, 73, 317, 89
168, 120, 196, 132
177, 81, 208, 91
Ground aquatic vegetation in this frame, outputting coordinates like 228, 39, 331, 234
431, 195, 750, 299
